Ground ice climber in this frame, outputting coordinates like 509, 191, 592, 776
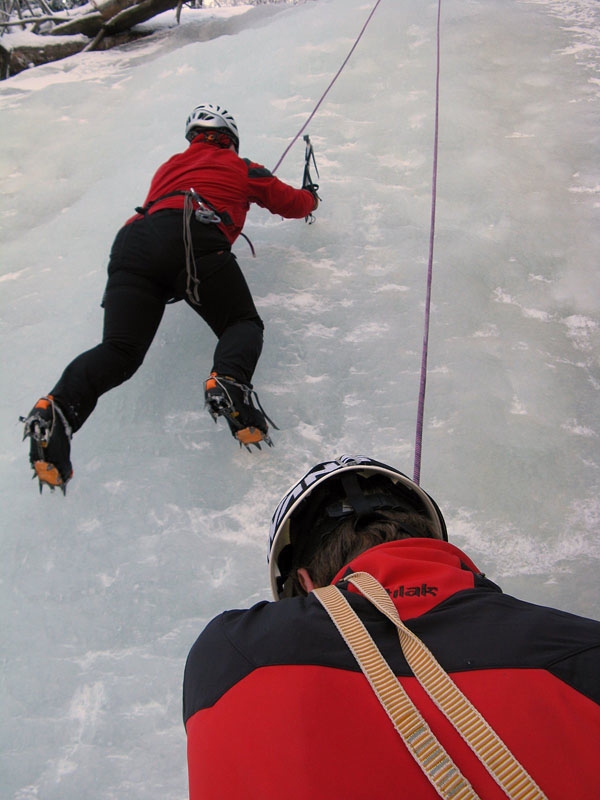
21, 103, 319, 491
183, 454, 600, 799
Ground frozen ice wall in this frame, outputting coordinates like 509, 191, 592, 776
1, 0, 599, 797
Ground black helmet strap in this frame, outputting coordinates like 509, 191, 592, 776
323, 473, 417, 523
291, 473, 417, 564
339, 472, 376, 516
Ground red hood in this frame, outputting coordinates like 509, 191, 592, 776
331, 539, 484, 618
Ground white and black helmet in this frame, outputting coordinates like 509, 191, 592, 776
185, 103, 240, 151
268, 454, 448, 600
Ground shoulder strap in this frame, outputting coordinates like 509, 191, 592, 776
314, 583, 479, 800
315, 573, 548, 800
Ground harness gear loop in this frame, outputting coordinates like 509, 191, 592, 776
183, 190, 209, 306
188, 188, 223, 225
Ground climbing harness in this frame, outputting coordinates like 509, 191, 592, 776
136, 188, 230, 226
302, 135, 321, 224
135, 188, 256, 308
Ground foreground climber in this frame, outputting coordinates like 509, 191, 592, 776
21, 104, 318, 491
183, 454, 600, 799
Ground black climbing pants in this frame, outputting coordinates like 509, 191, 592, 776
51, 211, 264, 432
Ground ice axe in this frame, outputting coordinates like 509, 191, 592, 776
302, 135, 321, 224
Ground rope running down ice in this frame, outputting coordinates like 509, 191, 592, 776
272, 0, 442, 486
271, 0, 385, 175
412, 0, 442, 486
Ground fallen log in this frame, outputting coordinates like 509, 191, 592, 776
85, 0, 179, 50
0, 15, 71, 31
0, 31, 88, 78
49, 0, 139, 37
0, 0, 181, 79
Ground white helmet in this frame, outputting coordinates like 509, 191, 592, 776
268, 454, 448, 600
185, 103, 240, 151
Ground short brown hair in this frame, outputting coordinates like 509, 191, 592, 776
288, 510, 436, 596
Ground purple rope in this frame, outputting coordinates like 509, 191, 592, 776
271, 0, 385, 174
413, 0, 442, 486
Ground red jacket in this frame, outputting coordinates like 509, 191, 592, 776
183, 539, 600, 799
127, 139, 315, 243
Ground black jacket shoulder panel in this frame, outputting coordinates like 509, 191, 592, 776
549, 644, 600, 705
245, 160, 273, 179
420, 590, 600, 693
183, 589, 600, 723
183, 594, 377, 722
183, 609, 259, 724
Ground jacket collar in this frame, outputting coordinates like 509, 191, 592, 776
331, 539, 492, 618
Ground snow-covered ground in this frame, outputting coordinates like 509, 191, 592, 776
1, 0, 599, 797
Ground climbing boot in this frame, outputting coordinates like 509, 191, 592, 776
21, 395, 73, 493
204, 373, 277, 451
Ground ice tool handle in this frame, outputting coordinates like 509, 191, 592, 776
302, 135, 320, 224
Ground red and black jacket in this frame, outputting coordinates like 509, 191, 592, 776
183, 539, 600, 799
127, 138, 315, 244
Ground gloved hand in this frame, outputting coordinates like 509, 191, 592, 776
303, 182, 320, 209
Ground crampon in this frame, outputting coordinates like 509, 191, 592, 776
204, 373, 278, 451
21, 395, 73, 494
